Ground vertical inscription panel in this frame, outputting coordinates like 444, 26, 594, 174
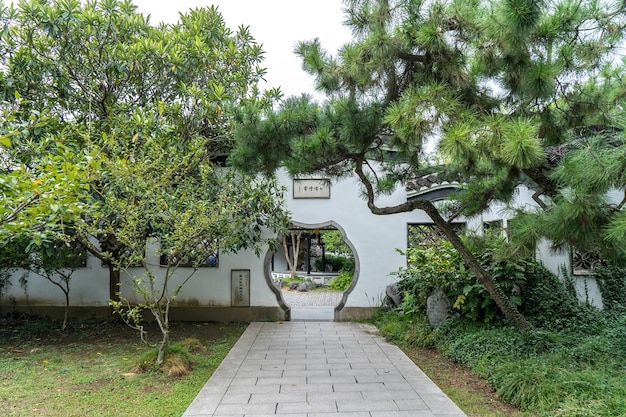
231, 269, 250, 307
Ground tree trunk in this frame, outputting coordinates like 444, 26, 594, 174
62, 289, 69, 332
156, 330, 169, 367
353, 159, 530, 329
154, 305, 170, 367
109, 266, 120, 303
283, 231, 303, 278
291, 231, 302, 277
419, 201, 530, 329
108, 266, 121, 319
282, 235, 294, 274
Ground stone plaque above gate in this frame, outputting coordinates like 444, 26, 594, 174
231, 269, 250, 307
293, 179, 331, 199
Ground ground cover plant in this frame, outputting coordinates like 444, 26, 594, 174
0, 316, 246, 417
377, 242, 626, 416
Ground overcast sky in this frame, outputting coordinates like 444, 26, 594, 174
131, 0, 352, 102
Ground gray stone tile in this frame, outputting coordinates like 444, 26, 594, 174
337, 399, 399, 412
235, 369, 283, 378
395, 398, 430, 410
276, 400, 337, 413
249, 392, 306, 403
370, 411, 437, 417
384, 382, 416, 391
183, 322, 467, 417
220, 392, 251, 404
307, 391, 364, 402
229, 377, 258, 386
419, 393, 466, 415
282, 369, 330, 378
333, 382, 387, 392
279, 382, 334, 393
407, 377, 445, 394
332, 368, 378, 377
355, 374, 408, 384
308, 413, 370, 417
256, 376, 306, 386
214, 403, 276, 415
307, 362, 351, 371
365, 390, 422, 401
226, 385, 280, 395
243, 415, 306, 417
307, 375, 356, 384
261, 363, 305, 371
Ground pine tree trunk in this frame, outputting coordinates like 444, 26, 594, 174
353, 160, 529, 329
419, 201, 530, 329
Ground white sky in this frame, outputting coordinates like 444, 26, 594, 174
132, 0, 352, 102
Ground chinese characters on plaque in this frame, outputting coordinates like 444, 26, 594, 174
231, 270, 250, 307
293, 179, 331, 199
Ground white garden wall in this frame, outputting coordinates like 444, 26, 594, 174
1, 172, 606, 321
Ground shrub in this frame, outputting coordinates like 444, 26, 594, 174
393, 236, 529, 323
279, 275, 307, 288
519, 263, 602, 332
133, 342, 194, 377
394, 241, 466, 312
315, 254, 354, 273
328, 270, 352, 291
594, 265, 626, 310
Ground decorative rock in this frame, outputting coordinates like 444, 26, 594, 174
385, 283, 402, 307
296, 283, 309, 292
426, 288, 450, 328
289, 282, 299, 290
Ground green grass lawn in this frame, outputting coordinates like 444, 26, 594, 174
0, 318, 246, 417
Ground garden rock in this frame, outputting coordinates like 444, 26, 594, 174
427, 288, 450, 328
385, 283, 402, 307
296, 282, 315, 292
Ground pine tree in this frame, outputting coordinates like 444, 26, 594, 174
231, 0, 626, 328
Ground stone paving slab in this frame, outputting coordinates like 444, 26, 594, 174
183, 322, 466, 417
282, 290, 343, 306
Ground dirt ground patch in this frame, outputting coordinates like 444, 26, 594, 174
403, 346, 525, 417
0, 314, 244, 347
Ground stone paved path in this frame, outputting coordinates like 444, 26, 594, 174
183, 321, 467, 417
281, 290, 343, 321
281, 290, 343, 307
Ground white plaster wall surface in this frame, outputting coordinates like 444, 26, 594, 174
3, 237, 278, 309
279, 169, 431, 307
534, 239, 604, 308
118, 238, 278, 307
4, 254, 109, 307
4, 174, 609, 312
573, 276, 603, 309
